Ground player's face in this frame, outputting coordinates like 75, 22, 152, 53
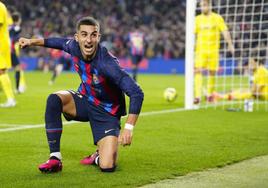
249, 58, 258, 71
75, 25, 100, 60
200, 0, 210, 14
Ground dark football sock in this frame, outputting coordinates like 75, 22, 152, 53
15, 71, 20, 90
45, 94, 63, 153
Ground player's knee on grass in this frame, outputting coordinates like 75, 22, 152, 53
99, 158, 115, 169
98, 152, 117, 172
99, 155, 116, 172
100, 166, 116, 173
97, 136, 118, 172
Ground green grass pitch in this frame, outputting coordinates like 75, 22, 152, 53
0, 72, 268, 188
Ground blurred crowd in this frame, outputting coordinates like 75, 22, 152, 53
5, 0, 267, 63
5, 0, 186, 59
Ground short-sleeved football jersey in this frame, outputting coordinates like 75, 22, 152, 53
0, 2, 11, 69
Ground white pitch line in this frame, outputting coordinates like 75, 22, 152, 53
0, 121, 76, 132
0, 102, 244, 133
0, 107, 190, 133
139, 107, 193, 116
0, 124, 40, 127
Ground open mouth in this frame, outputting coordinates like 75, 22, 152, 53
84, 44, 94, 52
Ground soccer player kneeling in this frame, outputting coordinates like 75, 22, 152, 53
19, 16, 144, 173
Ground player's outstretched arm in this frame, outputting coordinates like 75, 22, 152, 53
19, 37, 71, 52
222, 30, 235, 55
19, 37, 45, 48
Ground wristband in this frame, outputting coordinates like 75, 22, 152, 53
124, 123, 134, 131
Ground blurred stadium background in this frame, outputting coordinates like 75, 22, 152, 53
6, 0, 186, 74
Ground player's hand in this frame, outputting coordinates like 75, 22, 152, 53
19, 38, 31, 48
118, 129, 133, 146
228, 45, 235, 56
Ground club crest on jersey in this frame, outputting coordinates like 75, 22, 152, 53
92, 74, 100, 84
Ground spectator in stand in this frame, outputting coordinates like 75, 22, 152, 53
6, 0, 185, 59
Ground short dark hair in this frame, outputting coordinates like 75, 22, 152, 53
12, 12, 21, 22
250, 57, 265, 66
251, 49, 266, 65
256, 58, 266, 65
7, 5, 16, 14
76, 16, 100, 31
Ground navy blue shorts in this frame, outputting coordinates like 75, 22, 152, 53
64, 90, 121, 145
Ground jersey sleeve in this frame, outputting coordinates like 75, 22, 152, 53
44, 38, 75, 55
10, 26, 21, 42
102, 58, 144, 114
217, 14, 228, 32
194, 16, 199, 34
254, 69, 265, 85
0, 4, 5, 25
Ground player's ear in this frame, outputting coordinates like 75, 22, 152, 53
74, 33, 79, 42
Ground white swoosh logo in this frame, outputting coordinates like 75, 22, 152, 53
105, 129, 115, 134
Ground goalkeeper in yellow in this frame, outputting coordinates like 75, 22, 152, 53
0, 2, 16, 107
251, 58, 268, 100
194, 0, 234, 104
213, 57, 268, 101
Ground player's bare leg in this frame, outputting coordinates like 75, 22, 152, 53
97, 136, 118, 172
81, 135, 118, 172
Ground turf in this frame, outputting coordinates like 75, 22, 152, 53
0, 72, 268, 188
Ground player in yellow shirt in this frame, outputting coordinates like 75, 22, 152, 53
213, 57, 268, 101
252, 59, 268, 100
0, 2, 16, 107
194, 0, 235, 104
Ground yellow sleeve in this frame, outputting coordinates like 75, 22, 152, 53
254, 69, 265, 85
0, 3, 4, 25
253, 70, 259, 84
7, 15, 13, 26
194, 17, 198, 34
217, 14, 228, 32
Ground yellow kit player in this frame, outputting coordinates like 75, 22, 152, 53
194, 0, 234, 104
213, 57, 268, 101
252, 58, 268, 100
0, 2, 16, 107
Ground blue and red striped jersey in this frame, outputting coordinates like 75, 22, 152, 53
44, 38, 144, 117
9, 25, 21, 53
128, 31, 145, 56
